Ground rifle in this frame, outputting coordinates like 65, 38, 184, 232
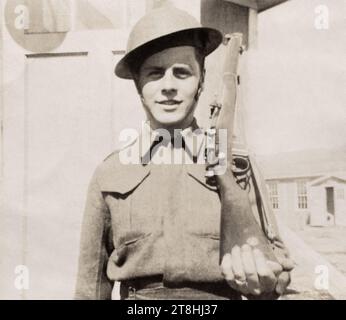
205, 33, 279, 263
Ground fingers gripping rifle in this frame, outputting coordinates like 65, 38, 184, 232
205, 34, 278, 264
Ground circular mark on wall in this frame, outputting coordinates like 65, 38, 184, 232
5, 0, 67, 52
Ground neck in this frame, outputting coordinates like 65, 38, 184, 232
148, 116, 195, 136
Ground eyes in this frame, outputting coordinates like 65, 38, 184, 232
174, 67, 193, 79
145, 67, 193, 80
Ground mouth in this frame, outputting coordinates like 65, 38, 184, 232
157, 100, 182, 106
156, 100, 182, 111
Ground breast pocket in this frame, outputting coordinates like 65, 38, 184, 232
184, 172, 221, 237
101, 166, 163, 247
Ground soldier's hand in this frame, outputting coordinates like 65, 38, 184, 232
274, 255, 294, 295
221, 244, 284, 297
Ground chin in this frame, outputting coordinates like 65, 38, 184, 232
152, 112, 187, 128
155, 115, 185, 128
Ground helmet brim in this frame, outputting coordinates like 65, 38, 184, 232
115, 27, 223, 80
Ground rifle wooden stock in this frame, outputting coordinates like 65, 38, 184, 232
211, 34, 278, 263
219, 179, 278, 262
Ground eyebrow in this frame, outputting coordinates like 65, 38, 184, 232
173, 66, 193, 72
142, 66, 164, 72
142, 63, 193, 71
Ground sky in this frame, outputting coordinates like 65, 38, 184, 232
241, 0, 346, 155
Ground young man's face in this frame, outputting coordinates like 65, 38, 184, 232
136, 46, 202, 130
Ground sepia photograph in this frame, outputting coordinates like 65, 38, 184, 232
0, 0, 345, 302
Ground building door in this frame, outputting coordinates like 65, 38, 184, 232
0, 0, 146, 299
326, 187, 335, 223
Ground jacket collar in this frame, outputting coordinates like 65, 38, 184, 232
97, 119, 216, 194
140, 118, 205, 164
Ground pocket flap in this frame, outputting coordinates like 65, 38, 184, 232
186, 164, 218, 191
96, 153, 151, 194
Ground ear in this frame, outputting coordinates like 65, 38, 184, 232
134, 79, 145, 104
133, 79, 143, 97
131, 68, 142, 94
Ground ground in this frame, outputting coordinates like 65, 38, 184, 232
297, 226, 346, 277
281, 225, 346, 300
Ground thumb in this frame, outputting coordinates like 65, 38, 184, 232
266, 261, 283, 276
276, 256, 295, 272
276, 272, 291, 295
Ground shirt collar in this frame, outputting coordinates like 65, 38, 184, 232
140, 118, 205, 164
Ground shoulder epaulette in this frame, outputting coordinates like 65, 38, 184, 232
103, 135, 138, 162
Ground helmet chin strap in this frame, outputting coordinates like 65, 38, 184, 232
194, 68, 206, 102
194, 83, 203, 102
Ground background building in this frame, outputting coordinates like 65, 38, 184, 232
258, 148, 346, 229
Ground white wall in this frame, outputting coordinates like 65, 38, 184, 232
269, 179, 311, 230
309, 186, 326, 226
309, 179, 346, 226
335, 185, 346, 226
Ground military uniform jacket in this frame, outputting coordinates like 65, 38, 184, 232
75, 121, 289, 299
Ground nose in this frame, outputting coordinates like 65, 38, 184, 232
161, 70, 177, 98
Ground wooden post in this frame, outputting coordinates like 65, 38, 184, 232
201, 0, 251, 48
248, 8, 258, 49
199, 0, 258, 147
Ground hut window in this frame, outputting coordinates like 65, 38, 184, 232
336, 188, 345, 200
297, 181, 308, 209
268, 182, 279, 210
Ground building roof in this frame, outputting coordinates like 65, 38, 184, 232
256, 147, 346, 180
309, 175, 346, 187
225, 0, 289, 12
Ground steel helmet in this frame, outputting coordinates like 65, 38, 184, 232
115, 5, 223, 79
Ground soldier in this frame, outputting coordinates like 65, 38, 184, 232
75, 6, 293, 300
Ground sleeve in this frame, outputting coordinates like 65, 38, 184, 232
74, 170, 114, 300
